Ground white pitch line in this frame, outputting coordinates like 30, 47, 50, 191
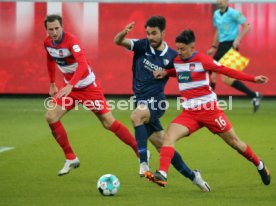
0, 147, 15, 153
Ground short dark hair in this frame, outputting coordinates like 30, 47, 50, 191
44, 14, 63, 29
145, 16, 166, 31
175, 30, 195, 44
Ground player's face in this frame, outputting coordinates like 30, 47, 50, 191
46, 20, 63, 43
217, 0, 228, 10
146, 27, 164, 49
176, 42, 194, 60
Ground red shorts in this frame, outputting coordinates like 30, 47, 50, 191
172, 102, 232, 134
53, 80, 110, 115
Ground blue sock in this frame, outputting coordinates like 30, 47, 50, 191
134, 125, 149, 163
171, 151, 195, 180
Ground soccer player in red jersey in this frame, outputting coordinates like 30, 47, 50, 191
145, 30, 270, 189
44, 14, 138, 176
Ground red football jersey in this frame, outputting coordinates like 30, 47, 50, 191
173, 52, 255, 109
44, 32, 95, 88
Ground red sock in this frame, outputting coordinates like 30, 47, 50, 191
49, 121, 76, 160
241, 144, 260, 166
159, 146, 175, 173
109, 120, 139, 157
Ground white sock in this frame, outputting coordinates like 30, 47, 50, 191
159, 170, 167, 178
257, 161, 264, 170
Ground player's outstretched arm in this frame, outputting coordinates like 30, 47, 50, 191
114, 22, 135, 49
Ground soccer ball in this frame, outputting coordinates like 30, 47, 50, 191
97, 174, 120, 196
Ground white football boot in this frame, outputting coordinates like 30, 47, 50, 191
192, 170, 211, 192
58, 157, 80, 176
139, 150, 151, 177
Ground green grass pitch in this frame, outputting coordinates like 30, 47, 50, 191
0, 97, 275, 206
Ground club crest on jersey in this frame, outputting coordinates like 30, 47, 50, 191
59, 49, 63, 57
163, 59, 170, 66
73, 45, 81, 52
189, 63, 196, 71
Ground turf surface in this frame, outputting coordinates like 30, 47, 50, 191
0, 97, 275, 206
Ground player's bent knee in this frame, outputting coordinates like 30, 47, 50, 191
45, 110, 59, 124
151, 139, 162, 151
130, 113, 144, 126
98, 112, 115, 130
163, 136, 175, 147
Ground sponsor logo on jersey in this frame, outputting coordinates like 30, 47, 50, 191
143, 58, 163, 71
55, 58, 67, 66
145, 52, 152, 56
73, 45, 81, 52
178, 71, 191, 83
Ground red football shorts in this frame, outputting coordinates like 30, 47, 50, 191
53, 80, 110, 115
172, 101, 232, 134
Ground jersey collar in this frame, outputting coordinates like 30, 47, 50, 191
183, 51, 198, 62
150, 41, 168, 56
220, 6, 229, 15
51, 32, 64, 46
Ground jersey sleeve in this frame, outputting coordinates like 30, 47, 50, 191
232, 9, 246, 24
202, 55, 255, 82
165, 68, 177, 77
165, 53, 177, 77
44, 43, 56, 83
67, 37, 89, 86
131, 39, 146, 54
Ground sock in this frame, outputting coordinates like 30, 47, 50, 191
232, 80, 256, 98
134, 125, 149, 163
257, 161, 264, 170
49, 121, 76, 160
159, 146, 175, 173
240, 144, 260, 166
171, 151, 195, 180
109, 120, 139, 157
159, 170, 167, 178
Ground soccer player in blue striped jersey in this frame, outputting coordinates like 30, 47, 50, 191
114, 16, 209, 191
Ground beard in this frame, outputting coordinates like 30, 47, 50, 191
150, 40, 162, 49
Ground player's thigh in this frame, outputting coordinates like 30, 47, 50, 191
171, 110, 201, 135
202, 108, 232, 133
163, 123, 190, 147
